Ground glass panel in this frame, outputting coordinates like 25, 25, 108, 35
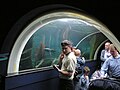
19, 18, 107, 71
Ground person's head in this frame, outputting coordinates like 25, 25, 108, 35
83, 66, 90, 75
105, 42, 111, 50
109, 44, 118, 57
74, 49, 81, 57
61, 40, 73, 55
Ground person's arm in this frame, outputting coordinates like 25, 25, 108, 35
57, 52, 64, 68
53, 64, 73, 76
59, 70, 73, 76
100, 50, 106, 61
86, 76, 89, 88
100, 60, 109, 78
80, 76, 86, 86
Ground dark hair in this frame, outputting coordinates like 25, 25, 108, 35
61, 40, 73, 47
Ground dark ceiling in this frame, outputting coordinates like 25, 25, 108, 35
0, 0, 120, 52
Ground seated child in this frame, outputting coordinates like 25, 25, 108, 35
79, 66, 90, 90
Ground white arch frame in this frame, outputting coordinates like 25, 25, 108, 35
7, 11, 120, 74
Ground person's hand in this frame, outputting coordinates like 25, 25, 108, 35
60, 53, 64, 60
53, 64, 57, 69
53, 64, 60, 72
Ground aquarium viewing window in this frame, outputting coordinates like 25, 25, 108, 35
7, 11, 120, 74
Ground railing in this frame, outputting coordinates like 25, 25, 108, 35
0, 53, 9, 90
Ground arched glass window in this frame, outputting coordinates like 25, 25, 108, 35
19, 18, 107, 70
8, 11, 120, 73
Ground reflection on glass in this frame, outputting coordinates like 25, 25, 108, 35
19, 18, 107, 71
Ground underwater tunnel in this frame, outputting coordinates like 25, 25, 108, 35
1, 4, 120, 90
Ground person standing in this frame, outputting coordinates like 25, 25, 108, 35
101, 44, 120, 79
53, 40, 77, 90
100, 42, 111, 67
